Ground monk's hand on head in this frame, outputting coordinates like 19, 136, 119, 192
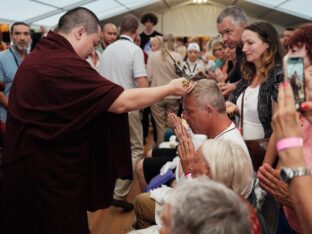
168, 78, 196, 96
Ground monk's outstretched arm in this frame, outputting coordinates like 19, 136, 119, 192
108, 78, 195, 113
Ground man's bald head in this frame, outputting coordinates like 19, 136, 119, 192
57, 7, 101, 34
102, 23, 118, 45
103, 23, 117, 32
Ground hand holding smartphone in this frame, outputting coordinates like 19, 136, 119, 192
284, 56, 305, 110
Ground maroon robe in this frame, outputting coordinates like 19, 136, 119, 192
1, 32, 132, 233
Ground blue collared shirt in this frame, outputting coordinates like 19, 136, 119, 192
0, 46, 23, 122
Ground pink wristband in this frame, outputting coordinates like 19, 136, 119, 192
276, 137, 303, 153
185, 172, 192, 179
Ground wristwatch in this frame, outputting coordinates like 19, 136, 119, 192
280, 167, 311, 183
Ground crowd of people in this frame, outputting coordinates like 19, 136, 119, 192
0, 4, 312, 234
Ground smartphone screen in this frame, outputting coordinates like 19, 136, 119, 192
285, 57, 305, 110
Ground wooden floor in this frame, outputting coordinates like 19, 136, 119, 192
88, 130, 154, 234
88, 177, 141, 234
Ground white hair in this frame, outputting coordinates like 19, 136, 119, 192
188, 79, 226, 113
167, 177, 251, 234
201, 139, 254, 198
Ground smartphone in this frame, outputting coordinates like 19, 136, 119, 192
284, 56, 305, 110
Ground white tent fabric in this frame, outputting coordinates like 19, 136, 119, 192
246, 0, 312, 21
0, 0, 159, 26
161, 4, 222, 36
0, 0, 310, 35
158, 4, 283, 37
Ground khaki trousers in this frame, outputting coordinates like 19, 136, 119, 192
114, 110, 144, 199
151, 99, 180, 145
134, 192, 156, 229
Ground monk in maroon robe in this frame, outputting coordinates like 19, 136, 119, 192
0, 7, 194, 234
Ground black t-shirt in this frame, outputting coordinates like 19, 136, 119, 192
139, 30, 162, 53
228, 46, 243, 83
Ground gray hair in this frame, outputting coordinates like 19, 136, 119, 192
167, 177, 251, 234
120, 14, 139, 34
57, 7, 101, 34
161, 33, 175, 58
188, 79, 226, 113
216, 6, 248, 25
201, 139, 254, 198
162, 33, 175, 50
208, 36, 224, 51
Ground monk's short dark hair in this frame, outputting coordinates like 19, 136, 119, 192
120, 15, 139, 34
140, 12, 158, 25
10, 22, 30, 35
57, 7, 101, 34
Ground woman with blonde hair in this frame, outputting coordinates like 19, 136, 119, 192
205, 36, 230, 82
132, 138, 266, 233
193, 139, 254, 198
149, 36, 162, 52
209, 37, 226, 68
147, 33, 183, 144
192, 139, 270, 233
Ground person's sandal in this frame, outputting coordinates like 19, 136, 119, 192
111, 198, 134, 212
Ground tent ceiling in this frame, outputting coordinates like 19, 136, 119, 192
208, 0, 311, 26
0, 0, 310, 28
103, 0, 310, 33
0, 0, 162, 27
246, 0, 312, 21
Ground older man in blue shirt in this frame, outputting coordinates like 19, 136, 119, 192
0, 22, 31, 123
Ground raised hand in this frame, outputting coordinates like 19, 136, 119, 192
258, 164, 292, 207
272, 82, 302, 141
215, 67, 227, 83
272, 81, 305, 167
167, 112, 181, 130
176, 124, 195, 174
168, 78, 196, 96
225, 101, 238, 116
218, 82, 236, 96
